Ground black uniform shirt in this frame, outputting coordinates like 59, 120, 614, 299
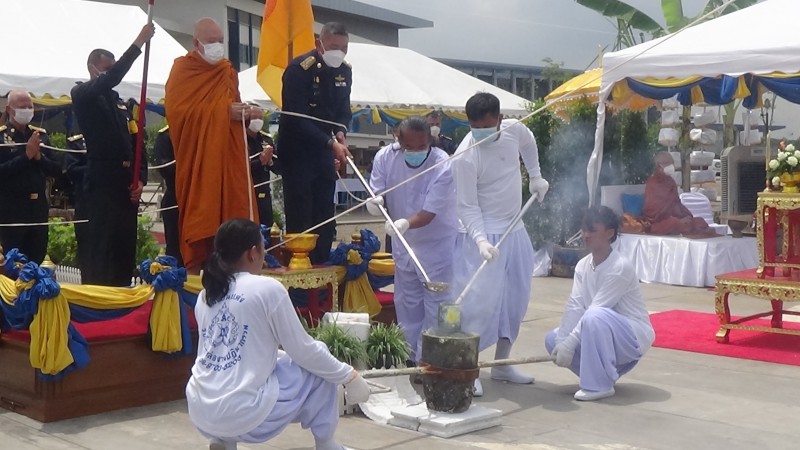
436, 134, 458, 155
71, 44, 147, 184
0, 123, 60, 198
277, 49, 352, 164
248, 130, 279, 187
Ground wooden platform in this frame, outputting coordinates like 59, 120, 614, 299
0, 300, 197, 423
0, 333, 196, 422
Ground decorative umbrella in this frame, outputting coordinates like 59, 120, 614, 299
545, 67, 656, 121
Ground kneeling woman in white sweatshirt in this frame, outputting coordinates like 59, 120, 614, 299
186, 218, 369, 450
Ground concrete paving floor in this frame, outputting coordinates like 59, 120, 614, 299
36, 205, 792, 449
3, 274, 800, 450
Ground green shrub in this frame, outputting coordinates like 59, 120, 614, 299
313, 322, 367, 367
136, 215, 161, 266
46, 215, 160, 269
47, 218, 78, 266
366, 323, 409, 369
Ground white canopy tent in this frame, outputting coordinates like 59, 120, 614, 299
589, 0, 800, 201
1, 0, 187, 103
238, 42, 532, 117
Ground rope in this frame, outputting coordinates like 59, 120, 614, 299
254, 177, 281, 189
149, 159, 175, 170
0, 219, 88, 227
336, 171, 367, 204
241, 109, 254, 221
275, 110, 349, 132
138, 205, 178, 214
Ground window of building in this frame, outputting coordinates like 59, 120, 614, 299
227, 7, 261, 71
515, 76, 532, 100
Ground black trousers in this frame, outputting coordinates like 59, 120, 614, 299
282, 163, 335, 265
161, 189, 183, 267
255, 187, 273, 229
0, 195, 48, 264
81, 160, 138, 286
73, 189, 90, 270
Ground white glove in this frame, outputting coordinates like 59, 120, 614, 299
344, 372, 371, 404
385, 218, 409, 237
552, 334, 579, 368
477, 239, 499, 262
365, 195, 384, 216
529, 177, 549, 202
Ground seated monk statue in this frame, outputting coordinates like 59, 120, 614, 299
643, 151, 712, 236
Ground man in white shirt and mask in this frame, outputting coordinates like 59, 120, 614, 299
366, 116, 457, 363
452, 92, 549, 396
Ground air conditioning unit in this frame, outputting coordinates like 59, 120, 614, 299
720, 146, 765, 216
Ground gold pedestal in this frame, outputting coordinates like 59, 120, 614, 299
283, 233, 319, 270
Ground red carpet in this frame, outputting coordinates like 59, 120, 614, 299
650, 310, 800, 366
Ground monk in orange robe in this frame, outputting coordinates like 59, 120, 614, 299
165, 18, 261, 271
643, 151, 711, 236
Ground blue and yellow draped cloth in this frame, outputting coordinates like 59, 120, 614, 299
610, 72, 800, 108
325, 229, 394, 317
0, 251, 200, 379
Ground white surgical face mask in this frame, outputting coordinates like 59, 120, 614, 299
13, 108, 34, 126
429, 125, 441, 137
201, 42, 225, 64
471, 127, 497, 143
404, 149, 428, 167
663, 164, 676, 176
320, 43, 346, 68
248, 119, 264, 132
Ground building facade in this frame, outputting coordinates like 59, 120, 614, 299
98, 0, 431, 70
437, 58, 580, 101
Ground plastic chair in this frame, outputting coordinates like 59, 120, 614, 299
679, 192, 729, 235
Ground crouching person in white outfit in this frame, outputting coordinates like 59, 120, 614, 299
186, 219, 370, 450
545, 206, 655, 401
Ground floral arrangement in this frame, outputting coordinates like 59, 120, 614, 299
768, 141, 800, 189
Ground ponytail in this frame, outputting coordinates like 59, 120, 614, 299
202, 252, 234, 306
201, 218, 263, 307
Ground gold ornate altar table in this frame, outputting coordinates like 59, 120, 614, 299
714, 269, 800, 343
262, 266, 342, 323
756, 192, 800, 278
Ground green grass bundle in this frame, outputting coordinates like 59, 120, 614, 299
366, 323, 409, 369
313, 323, 367, 367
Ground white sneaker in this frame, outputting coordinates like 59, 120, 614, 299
473, 378, 483, 397
574, 387, 615, 401
490, 366, 535, 384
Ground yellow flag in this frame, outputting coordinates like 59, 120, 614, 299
257, 0, 315, 108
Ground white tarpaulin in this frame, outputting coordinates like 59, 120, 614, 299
0, 0, 187, 102
238, 42, 531, 116
589, 0, 800, 202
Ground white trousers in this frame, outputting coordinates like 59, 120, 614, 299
199, 355, 340, 444
545, 307, 643, 392
394, 262, 452, 362
454, 228, 534, 351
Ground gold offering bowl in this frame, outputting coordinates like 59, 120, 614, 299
283, 233, 319, 270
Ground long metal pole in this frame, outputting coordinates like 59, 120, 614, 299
132, 0, 155, 204
360, 354, 554, 379
453, 192, 538, 305
344, 156, 438, 288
